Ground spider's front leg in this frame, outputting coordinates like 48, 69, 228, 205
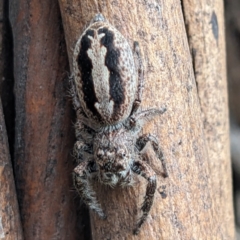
131, 160, 157, 235
137, 133, 168, 178
73, 160, 106, 219
73, 139, 93, 163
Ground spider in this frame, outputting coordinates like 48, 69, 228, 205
70, 14, 168, 234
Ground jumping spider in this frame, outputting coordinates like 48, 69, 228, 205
71, 14, 168, 234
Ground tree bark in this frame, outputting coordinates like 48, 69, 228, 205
0, 100, 23, 240
9, 0, 89, 239
181, 1, 234, 239
0, 2, 23, 239
58, 0, 234, 239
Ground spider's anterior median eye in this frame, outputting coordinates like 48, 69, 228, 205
97, 149, 104, 159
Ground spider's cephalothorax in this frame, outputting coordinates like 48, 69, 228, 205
94, 128, 135, 187
71, 13, 168, 235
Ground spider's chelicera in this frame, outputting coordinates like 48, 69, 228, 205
71, 14, 168, 235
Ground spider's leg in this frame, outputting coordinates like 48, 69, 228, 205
131, 160, 156, 235
73, 139, 93, 163
131, 41, 144, 116
73, 161, 106, 219
136, 134, 168, 177
77, 114, 101, 131
75, 117, 94, 143
127, 108, 166, 130
135, 108, 166, 124
73, 119, 94, 162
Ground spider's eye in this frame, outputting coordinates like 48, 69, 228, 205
118, 149, 126, 158
97, 149, 104, 159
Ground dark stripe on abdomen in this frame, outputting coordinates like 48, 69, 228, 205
77, 29, 102, 120
98, 28, 125, 121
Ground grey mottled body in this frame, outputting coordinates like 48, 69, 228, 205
71, 14, 168, 235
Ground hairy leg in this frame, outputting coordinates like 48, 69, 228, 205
73, 139, 93, 163
73, 161, 106, 219
136, 134, 168, 178
75, 118, 94, 143
76, 113, 101, 131
131, 41, 144, 115
131, 160, 157, 235
136, 107, 167, 124
127, 107, 167, 131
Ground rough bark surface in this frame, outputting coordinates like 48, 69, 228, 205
181, 1, 234, 239
9, 0, 88, 239
0, 2, 23, 239
0, 100, 23, 240
57, 0, 234, 239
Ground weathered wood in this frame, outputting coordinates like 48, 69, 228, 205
58, 0, 234, 239
181, 0, 235, 238
0, 99, 23, 240
0, 3, 23, 239
9, 0, 88, 239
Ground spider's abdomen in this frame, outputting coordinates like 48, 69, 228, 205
73, 16, 137, 124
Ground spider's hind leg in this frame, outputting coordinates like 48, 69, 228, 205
131, 41, 144, 116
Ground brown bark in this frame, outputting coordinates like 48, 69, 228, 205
182, 1, 234, 238
58, 0, 234, 239
9, 1, 88, 239
0, 100, 23, 239
0, 2, 23, 239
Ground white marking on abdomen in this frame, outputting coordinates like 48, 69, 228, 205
87, 33, 114, 118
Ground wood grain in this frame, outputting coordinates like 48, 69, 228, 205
0, 3, 23, 239
182, 0, 235, 238
9, 0, 88, 239
0, 99, 23, 240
